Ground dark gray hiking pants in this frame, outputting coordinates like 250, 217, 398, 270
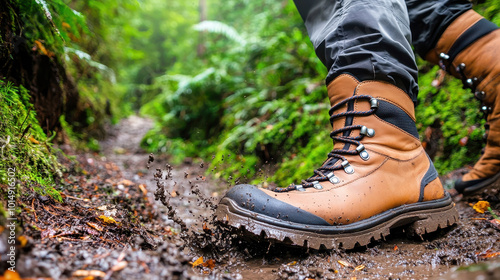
293, 0, 472, 101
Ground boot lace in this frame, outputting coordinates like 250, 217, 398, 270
273, 95, 378, 193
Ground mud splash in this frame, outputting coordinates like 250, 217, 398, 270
149, 150, 500, 279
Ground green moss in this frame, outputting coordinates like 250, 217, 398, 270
0, 80, 63, 202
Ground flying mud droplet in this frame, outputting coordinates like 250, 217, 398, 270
147, 153, 154, 169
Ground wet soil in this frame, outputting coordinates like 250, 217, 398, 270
11, 116, 500, 279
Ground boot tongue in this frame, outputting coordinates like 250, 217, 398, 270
327, 75, 360, 151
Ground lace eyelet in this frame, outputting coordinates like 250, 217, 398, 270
356, 144, 370, 161
370, 98, 379, 109
456, 63, 466, 72
439, 53, 450, 60
360, 126, 375, 137
475, 91, 485, 100
296, 185, 306, 192
312, 181, 323, 190
326, 172, 340, 184
341, 160, 354, 174
481, 106, 492, 114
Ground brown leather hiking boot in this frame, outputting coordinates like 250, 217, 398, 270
215, 74, 458, 249
426, 10, 500, 195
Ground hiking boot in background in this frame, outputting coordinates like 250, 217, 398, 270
426, 10, 500, 195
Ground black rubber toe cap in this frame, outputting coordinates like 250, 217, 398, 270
454, 177, 485, 194
222, 184, 330, 226
454, 173, 500, 194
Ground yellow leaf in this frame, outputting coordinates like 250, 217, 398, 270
473, 201, 490, 214
287, 261, 297, 266
338, 260, 353, 268
2, 270, 21, 280
34, 40, 48, 56
192, 256, 204, 267
18, 236, 28, 247
98, 215, 118, 224
354, 265, 366, 271
29, 136, 39, 144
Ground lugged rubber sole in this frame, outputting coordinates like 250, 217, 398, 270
215, 194, 459, 250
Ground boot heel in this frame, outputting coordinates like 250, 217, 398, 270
404, 204, 459, 238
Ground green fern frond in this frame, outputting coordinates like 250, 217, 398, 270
64, 47, 116, 83
193, 20, 247, 46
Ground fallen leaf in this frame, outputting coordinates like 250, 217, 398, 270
354, 265, 366, 271
473, 201, 490, 214
138, 184, 148, 195
28, 136, 39, 144
111, 261, 128, 272
72, 270, 106, 277
202, 259, 216, 270
98, 215, 119, 224
394, 245, 398, 251
192, 256, 204, 267
33, 40, 48, 56
287, 261, 297, 266
118, 179, 134, 186
202, 223, 209, 232
477, 251, 500, 259
170, 190, 177, 197
18, 236, 28, 247
2, 270, 21, 280
338, 260, 354, 268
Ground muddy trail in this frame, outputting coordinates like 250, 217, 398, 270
11, 116, 500, 279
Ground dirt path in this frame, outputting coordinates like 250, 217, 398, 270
16, 116, 500, 279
